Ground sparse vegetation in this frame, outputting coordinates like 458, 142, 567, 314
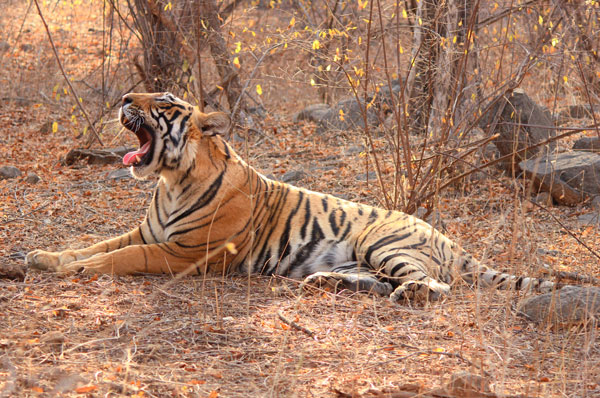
1, 0, 599, 396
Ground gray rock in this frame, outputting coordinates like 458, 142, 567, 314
532, 192, 553, 207
356, 171, 377, 181
0, 166, 22, 180
518, 286, 600, 326
281, 170, 307, 184
293, 104, 330, 123
573, 136, 600, 153
519, 152, 600, 205
591, 195, 600, 211
24, 172, 41, 184
577, 212, 600, 227
106, 168, 131, 180
315, 98, 380, 133
64, 146, 135, 166
558, 104, 595, 122
344, 145, 365, 155
481, 89, 556, 171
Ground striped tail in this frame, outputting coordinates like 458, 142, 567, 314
458, 251, 555, 293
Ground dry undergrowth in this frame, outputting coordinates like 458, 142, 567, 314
1, 1, 600, 397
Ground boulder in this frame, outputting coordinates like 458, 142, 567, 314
0, 166, 22, 180
519, 152, 600, 205
558, 104, 596, 122
294, 81, 401, 133
518, 286, 600, 327
24, 172, 41, 184
292, 103, 330, 123
481, 89, 556, 171
573, 136, 600, 153
63, 146, 135, 166
316, 98, 380, 133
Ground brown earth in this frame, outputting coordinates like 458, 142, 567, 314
1, 1, 599, 397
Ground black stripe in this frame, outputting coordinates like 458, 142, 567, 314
276, 191, 305, 268
321, 197, 328, 212
300, 198, 311, 240
364, 233, 412, 265
166, 170, 225, 227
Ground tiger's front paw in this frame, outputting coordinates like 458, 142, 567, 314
26, 249, 77, 272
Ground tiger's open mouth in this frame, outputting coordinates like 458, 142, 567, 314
121, 116, 155, 167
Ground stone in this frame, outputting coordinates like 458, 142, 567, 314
532, 192, 553, 207
24, 172, 41, 184
558, 104, 595, 122
63, 146, 135, 166
293, 104, 331, 123
106, 168, 131, 180
591, 195, 600, 211
518, 286, 600, 327
0, 166, 22, 180
447, 372, 493, 395
281, 170, 307, 184
316, 98, 380, 133
0, 263, 26, 281
356, 171, 377, 181
573, 136, 600, 153
480, 89, 556, 171
577, 212, 600, 227
519, 152, 600, 205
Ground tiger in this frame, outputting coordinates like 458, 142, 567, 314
26, 92, 556, 302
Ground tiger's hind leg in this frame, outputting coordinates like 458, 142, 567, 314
300, 262, 393, 296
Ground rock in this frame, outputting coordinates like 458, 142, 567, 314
0, 263, 26, 281
447, 372, 493, 396
0, 166, 22, 180
281, 170, 307, 184
518, 286, 600, 327
106, 168, 131, 180
481, 89, 556, 171
24, 172, 41, 184
40, 331, 65, 345
532, 192, 553, 207
344, 145, 365, 155
356, 171, 377, 181
558, 104, 595, 122
293, 103, 331, 123
317, 98, 380, 133
294, 82, 401, 134
573, 136, 600, 153
591, 195, 600, 211
63, 146, 135, 166
577, 212, 600, 227
519, 152, 600, 205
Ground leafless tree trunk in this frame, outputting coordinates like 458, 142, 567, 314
199, 0, 250, 125
114, 0, 250, 126
406, 0, 478, 136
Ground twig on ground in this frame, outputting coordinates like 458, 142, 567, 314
277, 311, 315, 338
1, 202, 51, 225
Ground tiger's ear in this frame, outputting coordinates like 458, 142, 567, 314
191, 108, 230, 137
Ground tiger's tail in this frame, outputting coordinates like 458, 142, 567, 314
458, 251, 555, 293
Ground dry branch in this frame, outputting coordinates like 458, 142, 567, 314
32, 0, 103, 147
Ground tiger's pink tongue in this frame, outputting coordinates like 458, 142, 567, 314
123, 142, 151, 166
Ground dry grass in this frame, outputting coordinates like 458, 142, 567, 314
1, 1, 600, 397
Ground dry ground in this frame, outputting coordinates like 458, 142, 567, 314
1, 1, 600, 397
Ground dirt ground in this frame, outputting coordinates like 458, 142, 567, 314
1, 1, 600, 397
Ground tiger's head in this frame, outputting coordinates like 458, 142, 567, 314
119, 92, 230, 179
